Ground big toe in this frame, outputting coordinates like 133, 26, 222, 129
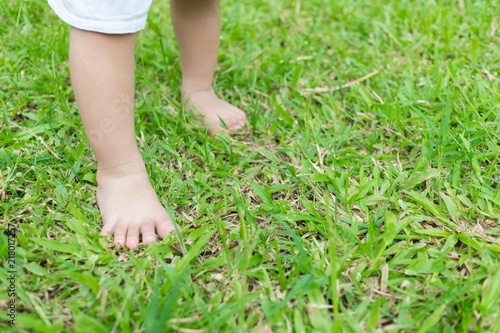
156, 219, 175, 239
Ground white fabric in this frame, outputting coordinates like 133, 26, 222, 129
48, 0, 153, 34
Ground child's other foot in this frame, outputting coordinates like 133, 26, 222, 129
184, 89, 247, 135
96, 162, 174, 249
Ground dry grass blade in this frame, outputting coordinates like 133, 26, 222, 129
301, 70, 380, 94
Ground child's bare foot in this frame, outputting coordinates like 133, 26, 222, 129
96, 161, 174, 249
183, 89, 247, 135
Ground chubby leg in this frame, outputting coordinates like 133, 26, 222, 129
69, 27, 174, 249
170, 0, 247, 134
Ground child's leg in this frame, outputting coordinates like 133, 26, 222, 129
170, 0, 247, 134
69, 27, 174, 249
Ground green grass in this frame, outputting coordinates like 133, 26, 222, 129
1, 0, 499, 331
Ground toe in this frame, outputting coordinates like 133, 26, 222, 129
230, 121, 245, 131
113, 227, 127, 247
235, 117, 246, 130
125, 226, 140, 249
156, 219, 175, 239
233, 111, 247, 130
141, 223, 156, 246
100, 222, 114, 237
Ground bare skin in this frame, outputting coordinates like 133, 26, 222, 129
185, 90, 248, 134
69, 0, 247, 249
171, 0, 247, 134
96, 161, 174, 249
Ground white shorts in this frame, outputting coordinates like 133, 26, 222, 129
48, 0, 153, 34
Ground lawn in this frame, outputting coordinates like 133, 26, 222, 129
1, 0, 499, 332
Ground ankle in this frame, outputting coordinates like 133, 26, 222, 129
96, 159, 147, 183
181, 85, 214, 99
